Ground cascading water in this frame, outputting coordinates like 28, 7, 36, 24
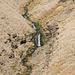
23, 9, 41, 47
32, 22, 41, 47
22, 9, 42, 75
32, 22, 37, 30
24, 9, 28, 19
37, 33, 41, 47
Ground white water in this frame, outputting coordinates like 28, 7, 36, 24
24, 15, 27, 19
24, 11, 41, 47
32, 23, 41, 47
32, 23, 37, 30
37, 33, 41, 47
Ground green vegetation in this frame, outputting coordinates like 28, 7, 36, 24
27, 15, 31, 21
22, 13, 45, 75
26, 47, 36, 56
35, 22, 45, 46
22, 14, 31, 21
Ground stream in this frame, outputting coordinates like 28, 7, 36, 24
22, 9, 42, 75
32, 22, 41, 47
24, 9, 41, 47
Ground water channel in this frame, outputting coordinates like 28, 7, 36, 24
22, 9, 42, 75
24, 9, 41, 47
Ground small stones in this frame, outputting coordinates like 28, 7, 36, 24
4, 40, 8, 44
9, 53, 15, 59
2, 49, 6, 52
11, 44, 18, 49
0, 62, 5, 66
22, 57, 28, 64
0, 53, 2, 56
1, 15, 6, 19
12, 34, 17, 39
56, 27, 59, 30
7, 38, 11, 43
15, 36, 20, 42
20, 51, 24, 58
45, 50, 52, 54
16, 73, 20, 75
7, 33, 11, 36
59, 0, 67, 2
46, 21, 49, 24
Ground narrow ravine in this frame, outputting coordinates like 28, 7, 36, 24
22, 9, 43, 75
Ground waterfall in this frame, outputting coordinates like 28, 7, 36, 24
32, 22, 41, 47
37, 33, 41, 47
23, 10, 41, 47
32, 22, 37, 30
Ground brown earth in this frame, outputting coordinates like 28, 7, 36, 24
0, 0, 75, 75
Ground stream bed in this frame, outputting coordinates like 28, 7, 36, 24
22, 9, 42, 75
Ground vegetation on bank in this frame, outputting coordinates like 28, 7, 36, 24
21, 10, 45, 75
22, 13, 45, 46
22, 14, 31, 21
34, 22, 45, 46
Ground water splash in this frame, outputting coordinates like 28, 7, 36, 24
37, 33, 41, 47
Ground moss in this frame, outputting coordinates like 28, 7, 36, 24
21, 13, 45, 74
20, 66, 32, 75
27, 16, 31, 21
26, 47, 37, 56
22, 54, 26, 60
40, 33, 45, 46
34, 22, 45, 46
